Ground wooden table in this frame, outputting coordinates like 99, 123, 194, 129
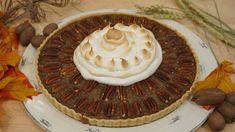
0, 0, 235, 131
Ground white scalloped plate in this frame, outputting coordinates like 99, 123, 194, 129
19, 9, 218, 132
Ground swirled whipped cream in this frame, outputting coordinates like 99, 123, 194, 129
73, 23, 162, 86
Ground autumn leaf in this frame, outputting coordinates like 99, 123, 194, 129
0, 64, 4, 79
0, 66, 40, 101
193, 61, 235, 93
0, 76, 15, 89
0, 22, 18, 54
0, 22, 40, 101
0, 52, 20, 66
0, 81, 40, 101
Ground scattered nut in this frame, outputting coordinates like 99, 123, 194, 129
192, 88, 225, 105
217, 101, 235, 123
43, 23, 58, 36
19, 26, 36, 46
207, 111, 225, 131
226, 92, 235, 106
16, 22, 32, 36
31, 35, 46, 48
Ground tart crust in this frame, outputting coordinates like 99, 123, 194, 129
35, 11, 199, 127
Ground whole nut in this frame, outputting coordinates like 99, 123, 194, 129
19, 26, 36, 47
226, 92, 235, 106
16, 22, 32, 36
43, 23, 58, 36
217, 101, 235, 123
192, 88, 225, 105
207, 111, 225, 131
31, 35, 46, 48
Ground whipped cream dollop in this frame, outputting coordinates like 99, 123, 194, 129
73, 23, 162, 86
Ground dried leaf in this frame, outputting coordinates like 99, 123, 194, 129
0, 52, 20, 66
202, 105, 216, 110
0, 22, 40, 101
0, 64, 4, 79
0, 81, 40, 101
193, 61, 235, 93
0, 76, 15, 89
0, 22, 18, 54
0, 67, 40, 101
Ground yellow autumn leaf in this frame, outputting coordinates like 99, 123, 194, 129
0, 64, 4, 79
0, 76, 15, 89
193, 61, 235, 93
0, 22, 40, 102
0, 81, 39, 101
0, 52, 21, 66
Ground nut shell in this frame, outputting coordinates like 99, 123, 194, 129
217, 101, 235, 123
31, 35, 46, 48
16, 22, 32, 35
19, 26, 36, 46
226, 92, 235, 106
192, 88, 225, 105
43, 23, 58, 36
207, 111, 225, 131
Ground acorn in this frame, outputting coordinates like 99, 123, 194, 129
31, 35, 46, 48
43, 23, 58, 36
19, 26, 36, 47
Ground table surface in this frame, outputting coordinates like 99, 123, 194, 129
0, 0, 235, 132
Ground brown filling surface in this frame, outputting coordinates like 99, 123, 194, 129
38, 14, 197, 119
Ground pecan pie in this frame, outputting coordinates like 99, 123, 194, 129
36, 12, 198, 127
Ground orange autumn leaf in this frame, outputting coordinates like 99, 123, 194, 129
0, 81, 40, 101
0, 52, 21, 66
0, 76, 15, 89
193, 61, 235, 93
0, 22, 18, 54
202, 105, 216, 110
0, 67, 40, 101
0, 22, 40, 101
0, 64, 4, 79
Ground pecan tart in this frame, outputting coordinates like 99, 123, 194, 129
36, 12, 199, 127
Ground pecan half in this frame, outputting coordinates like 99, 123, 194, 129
120, 102, 128, 118
101, 86, 116, 101
44, 74, 60, 84
87, 100, 102, 115
82, 80, 97, 92
131, 83, 144, 96
117, 86, 127, 102
156, 91, 172, 104
132, 101, 142, 116
143, 97, 158, 113
103, 102, 115, 117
